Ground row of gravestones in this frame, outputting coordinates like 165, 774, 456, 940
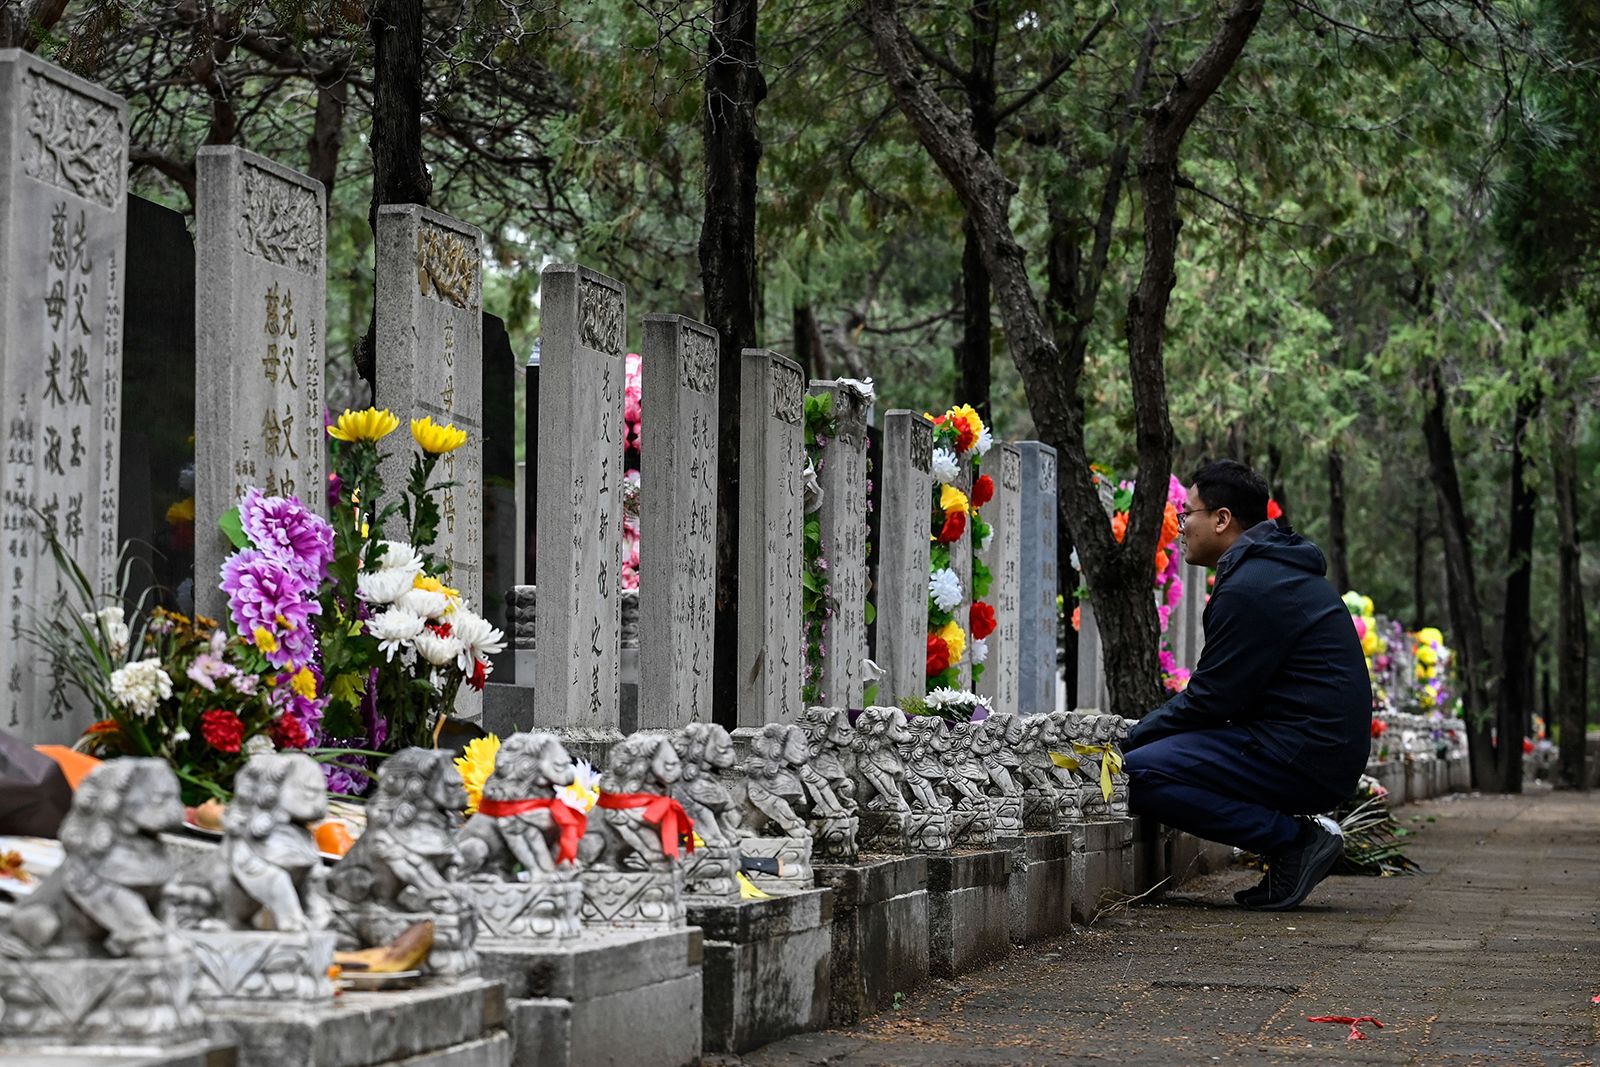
0, 49, 1208, 749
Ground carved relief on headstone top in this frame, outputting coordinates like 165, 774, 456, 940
237, 161, 320, 273
416, 221, 481, 309
579, 274, 624, 356
21, 67, 125, 210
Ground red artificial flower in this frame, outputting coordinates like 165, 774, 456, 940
952, 415, 979, 453
937, 510, 967, 543
1370, 718, 1387, 738
428, 621, 454, 638
271, 714, 311, 750
467, 658, 490, 692
1111, 512, 1128, 544
1267, 498, 1283, 521
970, 601, 997, 640
1522, 738, 1535, 755
926, 634, 951, 676
971, 474, 994, 509
200, 708, 246, 753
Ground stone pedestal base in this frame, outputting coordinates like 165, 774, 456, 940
857, 808, 909, 851
336, 907, 479, 977
814, 855, 929, 1025
991, 795, 1024, 837
1070, 818, 1135, 924
580, 868, 685, 928
926, 849, 1012, 978
480, 927, 703, 1067
1023, 789, 1079, 830
683, 842, 742, 902
808, 813, 860, 862
209, 978, 509, 1067
0, 955, 203, 1041
906, 810, 954, 853
456, 878, 583, 943
1448, 754, 1472, 792
950, 801, 996, 847
0, 1038, 232, 1066
738, 835, 813, 892
687, 889, 833, 1053
182, 929, 336, 1005
1078, 784, 1110, 821
997, 831, 1073, 944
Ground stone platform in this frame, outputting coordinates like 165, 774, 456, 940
997, 831, 1073, 944
925, 848, 1012, 978
0, 1042, 234, 1067
813, 855, 929, 1024
1069, 817, 1135, 923
688, 888, 833, 1054
478, 926, 702, 1067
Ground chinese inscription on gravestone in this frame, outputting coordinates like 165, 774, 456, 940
809, 380, 870, 708
874, 411, 932, 706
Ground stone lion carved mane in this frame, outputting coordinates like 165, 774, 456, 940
798, 707, 857, 811
851, 707, 912, 811
737, 723, 809, 837
457, 732, 578, 878
7, 758, 184, 958
328, 748, 467, 915
166, 752, 330, 932
671, 721, 739, 847
899, 715, 951, 812
581, 733, 682, 872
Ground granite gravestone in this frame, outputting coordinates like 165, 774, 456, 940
639, 315, 720, 731
809, 380, 870, 709
1017, 442, 1058, 715
481, 312, 518, 680
194, 147, 326, 621
374, 204, 484, 721
1174, 560, 1207, 669
0, 52, 128, 742
535, 265, 626, 746
976, 443, 1020, 716
1074, 600, 1106, 712
875, 411, 932, 706
736, 350, 805, 730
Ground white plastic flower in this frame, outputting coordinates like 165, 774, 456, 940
414, 629, 465, 668
81, 607, 130, 658
452, 609, 507, 672
368, 608, 426, 661
969, 638, 989, 665
109, 658, 173, 719
931, 447, 959, 485
243, 734, 276, 757
925, 686, 967, 709
973, 426, 993, 456
929, 568, 963, 612
395, 586, 450, 620
558, 759, 603, 813
370, 540, 425, 575
356, 567, 415, 605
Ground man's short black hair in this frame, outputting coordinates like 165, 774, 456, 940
1188, 459, 1270, 529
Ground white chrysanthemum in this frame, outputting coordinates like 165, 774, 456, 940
969, 638, 989, 665
414, 629, 465, 668
925, 686, 967, 709
395, 587, 450, 620
929, 568, 963, 612
370, 540, 425, 575
368, 608, 426, 662
931, 447, 960, 485
109, 658, 173, 719
557, 759, 603, 813
973, 426, 993, 456
81, 607, 130, 658
452, 609, 507, 673
356, 567, 415, 605
243, 734, 276, 757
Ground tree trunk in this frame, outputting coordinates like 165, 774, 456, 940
358, 0, 432, 394
792, 303, 827, 381
1553, 404, 1588, 789
700, 0, 766, 731
1421, 361, 1498, 789
862, 0, 1262, 718
1327, 447, 1350, 593
308, 71, 349, 219
0, 0, 69, 50
1412, 504, 1426, 626
954, 0, 997, 424
1494, 387, 1540, 793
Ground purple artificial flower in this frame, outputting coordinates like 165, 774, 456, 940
323, 755, 370, 796
326, 471, 344, 511
272, 662, 328, 746
220, 549, 322, 669
362, 667, 387, 748
242, 488, 336, 581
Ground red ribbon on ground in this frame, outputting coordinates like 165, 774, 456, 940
596, 792, 696, 858
1306, 1016, 1385, 1041
476, 796, 587, 865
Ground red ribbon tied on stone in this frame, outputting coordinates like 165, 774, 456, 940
596, 792, 696, 859
1306, 1016, 1384, 1042
476, 797, 588, 865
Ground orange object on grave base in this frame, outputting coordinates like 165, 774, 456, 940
33, 745, 101, 789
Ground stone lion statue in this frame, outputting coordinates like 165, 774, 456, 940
7, 758, 184, 958
735, 723, 810, 838
165, 752, 331, 932
798, 707, 857, 811
457, 732, 579, 879
981, 711, 1025, 795
671, 722, 740, 847
851, 707, 912, 811
327, 748, 468, 916
1015, 716, 1062, 792
580, 733, 685, 872
943, 721, 992, 809
899, 715, 952, 812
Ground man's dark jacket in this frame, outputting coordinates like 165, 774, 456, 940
1124, 521, 1370, 796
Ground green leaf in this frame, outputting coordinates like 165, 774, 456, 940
329, 670, 368, 706
864, 600, 876, 625
218, 506, 250, 549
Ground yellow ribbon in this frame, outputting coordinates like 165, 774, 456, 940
1048, 750, 1080, 771
1072, 742, 1124, 803
692, 833, 771, 900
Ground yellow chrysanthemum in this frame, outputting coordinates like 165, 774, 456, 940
251, 626, 280, 654
1415, 627, 1443, 646
939, 483, 970, 516
328, 408, 400, 443
289, 666, 318, 700
165, 497, 195, 525
413, 574, 461, 599
937, 620, 967, 664
455, 734, 501, 815
411, 416, 468, 455
948, 402, 986, 438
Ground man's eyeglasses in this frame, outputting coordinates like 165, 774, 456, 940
1176, 507, 1217, 533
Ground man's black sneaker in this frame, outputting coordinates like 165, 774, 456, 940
1246, 820, 1343, 911
1237, 816, 1342, 908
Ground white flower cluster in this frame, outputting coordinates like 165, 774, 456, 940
109, 657, 173, 719
357, 540, 506, 679
931, 447, 960, 485
925, 686, 968, 709
929, 568, 964, 612
81, 606, 130, 659
969, 637, 988, 665
972, 427, 993, 457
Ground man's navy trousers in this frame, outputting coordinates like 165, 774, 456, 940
1124, 725, 1349, 855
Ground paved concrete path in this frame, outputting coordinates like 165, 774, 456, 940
718, 791, 1600, 1066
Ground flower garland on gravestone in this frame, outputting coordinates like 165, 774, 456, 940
800, 391, 839, 704
923, 403, 992, 694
